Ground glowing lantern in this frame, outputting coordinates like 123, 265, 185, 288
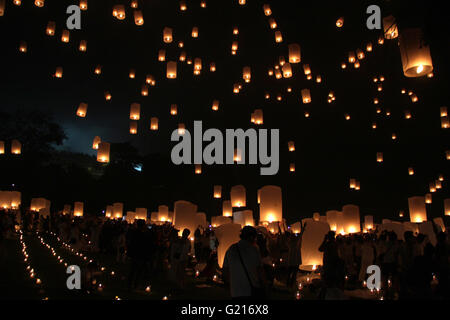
215, 223, 241, 268
158, 205, 169, 222
129, 103, 140, 120
300, 221, 330, 271
275, 31, 283, 43
253, 109, 263, 125
163, 27, 173, 43
433, 218, 446, 233
441, 116, 449, 129
259, 185, 282, 223
35, 0, 44, 7
148, 117, 158, 131
243, 66, 251, 82
230, 185, 246, 208
0, 0, 4, 15
441, 107, 448, 117
195, 164, 202, 174
210, 100, 219, 111
191, 27, 199, 38
173, 200, 198, 236
112, 203, 123, 219
222, 200, 232, 217
73, 202, 84, 217
342, 205, 360, 234
336, 17, 344, 28
129, 121, 138, 135
214, 186, 222, 199
289, 163, 295, 172
167, 61, 177, 79
288, 141, 295, 152
239, 0, 246, 5
326, 210, 339, 231
61, 30, 70, 43
408, 167, 414, 176
263, 4, 271, 16
291, 222, 301, 234
405, 110, 412, 119
146, 75, 156, 86
348, 51, 356, 63
55, 67, 63, 78
408, 196, 427, 223
178, 123, 185, 135
303, 64, 311, 75
366, 42, 373, 52
233, 210, 254, 227
135, 208, 148, 221
94, 65, 102, 75
200, 1, 207, 8
113, 5, 125, 20
268, 18, 277, 29
141, 85, 148, 96
301, 89, 311, 104
282, 63, 292, 78
179, 0, 186, 11
76, 103, 88, 117
383, 15, 398, 39
425, 194, 432, 204
97, 142, 110, 163
170, 104, 178, 115
62, 204, 71, 215
399, 28, 433, 77
129, 69, 135, 79
233, 27, 239, 35
46, 21, 56, 36
447, 150, 450, 160
313, 212, 320, 222
210, 62, 216, 72
444, 199, 450, 216
92, 136, 101, 150
288, 44, 301, 63
79, 0, 87, 10
0, 141, 4, 154
233, 83, 240, 94
377, 152, 383, 163
105, 92, 112, 100
19, 41, 27, 53
356, 49, 365, 60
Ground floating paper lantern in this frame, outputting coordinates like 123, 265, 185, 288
163, 27, 173, 43
233, 210, 254, 227
268, 18, 277, 29
14, 0, 21, 6
129, 121, 138, 135
150, 117, 159, 131
170, 104, 178, 115
342, 204, 361, 234
212, 100, 219, 111
179, 0, 187, 11
113, 5, 125, 20
287, 43, 301, 63
408, 167, 414, 176
441, 107, 448, 117
19, 41, 27, 53
128, 69, 135, 79
303, 64, 311, 75
46, 21, 56, 36
447, 150, 450, 160
73, 202, 83, 217
383, 15, 398, 39
316, 75, 322, 83
196, 212, 207, 230
300, 221, 330, 271
223, 200, 232, 217
263, 4, 271, 16
200, 0, 206, 8
0, 141, 4, 154
366, 42, 373, 52
178, 123, 185, 135
11, 140, 21, 154
158, 205, 169, 222
35, 0, 44, 7
195, 164, 202, 174
243, 66, 251, 82
441, 116, 449, 129
364, 215, 374, 231
215, 223, 241, 268
290, 222, 301, 234
129, 103, 140, 120
105, 91, 112, 100
289, 163, 295, 172
92, 136, 101, 150
141, 85, 148, 96
105, 205, 113, 218
429, 181, 436, 193
433, 218, 446, 233
97, 142, 110, 163
288, 141, 295, 152
259, 185, 282, 223
336, 17, 344, 28
408, 196, 427, 223
79, 0, 87, 10
94, 65, 102, 75
301, 89, 311, 104
75, 103, 88, 118
77, 40, 87, 52
173, 200, 198, 236
166, 61, 177, 79
146, 75, 156, 86
425, 193, 432, 204
158, 49, 166, 62
60, 30, 70, 43
313, 212, 320, 222
444, 199, 450, 216
55, 67, 63, 78
399, 28, 433, 77
192, 27, 199, 38
282, 63, 292, 78
135, 208, 148, 221
253, 109, 263, 125
213, 186, 222, 199
110, 203, 122, 219
377, 152, 383, 163
275, 31, 283, 43
230, 185, 246, 208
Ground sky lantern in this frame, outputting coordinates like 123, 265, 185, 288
348, 51, 356, 63
215, 223, 241, 268
425, 193, 432, 204
170, 104, 178, 115
179, 51, 186, 62
263, 4, 272, 16
157, 205, 169, 222
173, 200, 198, 236
178, 123, 185, 135
259, 185, 282, 223
313, 212, 320, 222
0, 0, 4, 15
150, 117, 159, 131
195, 164, 202, 174
130, 121, 138, 134
133, 10, 144, 25
130, 103, 140, 120
94, 65, 102, 75
79, 0, 87, 10
135, 208, 148, 221
301, 89, 311, 103
196, 212, 208, 230
441, 116, 449, 129
303, 64, 311, 75
399, 28, 433, 77
210, 62, 216, 72
275, 31, 283, 43
433, 218, 446, 233
288, 44, 301, 63
408, 196, 427, 223
30, 198, 47, 212
73, 202, 84, 217
141, 85, 148, 96
230, 185, 246, 208
111, 203, 123, 219
61, 30, 70, 43
55, 67, 63, 78
268, 18, 277, 29
113, 5, 125, 20
290, 222, 301, 234
222, 200, 232, 217
253, 109, 263, 125
336, 17, 344, 28
97, 142, 110, 163
35, 0, 44, 7
46, 21, 55, 36
0, 141, 4, 154
446, 150, 450, 160
301, 221, 330, 271
444, 199, 450, 216
192, 27, 199, 38
79, 40, 87, 52
76, 103, 87, 117
356, 49, 365, 60
243, 66, 251, 82
212, 100, 219, 111
167, 61, 177, 79
364, 216, 374, 231
14, 0, 21, 6
342, 204, 361, 234
441, 107, 448, 117
163, 27, 173, 43
179, 0, 187, 11
429, 181, 436, 193
326, 210, 339, 231
408, 167, 414, 176
105, 91, 112, 100
282, 63, 292, 78
129, 69, 135, 79
383, 15, 398, 39
289, 163, 295, 172
19, 41, 27, 53
200, 0, 207, 8
92, 136, 101, 150
146, 75, 156, 86
213, 185, 222, 199
238, 0, 246, 5
233, 210, 254, 227
377, 152, 383, 163
62, 204, 71, 215
158, 49, 166, 62
288, 141, 295, 152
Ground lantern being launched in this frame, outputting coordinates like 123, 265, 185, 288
233, 210, 254, 227
173, 200, 198, 236
300, 221, 330, 271
342, 205, 361, 234
230, 185, 246, 208
223, 200, 232, 217
97, 142, 110, 163
215, 223, 241, 268
399, 28, 433, 77
73, 202, 84, 217
408, 196, 427, 223
259, 185, 282, 223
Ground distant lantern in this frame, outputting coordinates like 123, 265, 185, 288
79, 0, 87, 10
429, 181, 436, 193
230, 185, 246, 208
97, 142, 110, 163
303, 64, 311, 75
113, 203, 123, 219
215, 223, 241, 268
233, 27, 239, 35
61, 30, 70, 43
378, 35, 384, 45
383, 15, 398, 39
173, 200, 198, 236
129, 69, 135, 79
233, 83, 240, 94
342, 204, 361, 234
141, 85, 148, 96
356, 49, 365, 60
19, 41, 27, 53
425, 193, 432, 204
440, 107, 448, 117
377, 152, 383, 163
178, 123, 185, 135
288, 141, 295, 152
348, 51, 356, 63
326, 211, 339, 231
243, 66, 251, 82
336, 17, 344, 28
259, 185, 282, 223
94, 65, 102, 75
0, 141, 4, 154
444, 199, 450, 216
179, 51, 186, 62
399, 28, 433, 77
268, 18, 277, 29
366, 42, 373, 52
212, 100, 219, 111
446, 150, 450, 160
253, 109, 263, 125
113, 5, 125, 20
191, 27, 199, 38
222, 200, 232, 217
79, 40, 87, 52
263, 4, 271, 16
158, 49, 166, 62
170, 104, 178, 115
210, 62, 216, 72
275, 31, 283, 43
146, 75, 156, 86
301, 89, 311, 104
157, 205, 169, 222
0, 0, 5, 15
282, 63, 292, 78
130, 103, 140, 120
408, 196, 427, 223
92, 136, 101, 150
179, 0, 187, 11
163, 27, 173, 43
288, 44, 301, 63
441, 116, 449, 129
289, 163, 295, 172
11, 140, 21, 154
76, 103, 88, 117
200, 0, 206, 8
73, 202, 84, 217
316, 75, 322, 83
46, 21, 56, 36
105, 92, 112, 100
239, 0, 246, 5
195, 164, 202, 174
167, 61, 177, 79
130, 121, 138, 134
408, 167, 414, 176
150, 117, 159, 131
35, 0, 44, 7
214, 186, 222, 199
54, 67, 63, 78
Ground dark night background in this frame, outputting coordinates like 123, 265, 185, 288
0, 0, 449, 224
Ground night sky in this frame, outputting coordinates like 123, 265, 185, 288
0, 0, 449, 223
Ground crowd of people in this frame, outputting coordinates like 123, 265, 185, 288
1, 208, 449, 300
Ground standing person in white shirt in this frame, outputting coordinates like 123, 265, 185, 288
223, 226, 266, 300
